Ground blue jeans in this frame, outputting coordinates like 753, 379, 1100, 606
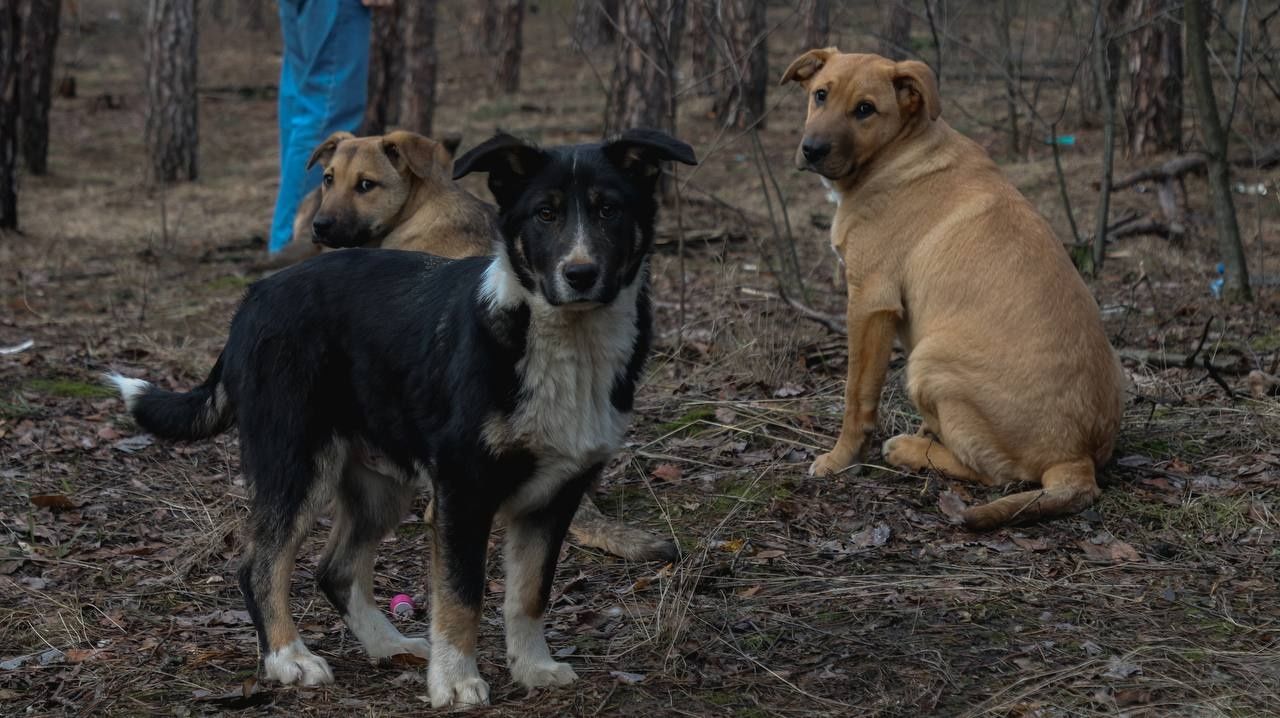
270, 0, 370, 254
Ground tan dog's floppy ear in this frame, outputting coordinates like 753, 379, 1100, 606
306, 131, 355, 170
779, 47, 837, 87
893, 60, 941, 121
381, 131, 445, 179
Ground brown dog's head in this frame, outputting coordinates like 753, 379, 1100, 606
304, 131, 459, 248
780, 49, 940, 180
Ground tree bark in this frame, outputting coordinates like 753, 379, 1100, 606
363, 3, 404, 135
401, 0, 437, 136
803, 0, 830, 49
1124, 0, 1182, 155
1077, 0, 1127, 128
571, 0, 616, 51
879, 1, 912, 60
1185, 0, 1251, 301
18, 0, 60, 176
604, 0, 686, 136
1090, 0, 1120, 274
995, 0, 1020, 157
687, 2, 717, 96
713, 0, 767, 130
1, 0, 20, 228
144, 0, 198, 184
462, 0, 499, 54
494, 0, 525, 94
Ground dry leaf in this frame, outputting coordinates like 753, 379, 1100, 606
651, 463, 682, 482
610, 670, 645, 684
754, 549, 785, 560
30, 494, 76, 511
938, 491, 967, 523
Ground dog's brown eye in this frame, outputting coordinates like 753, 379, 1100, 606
323, 173, 334, 187
598, 204, 617, 219
537, 207, 557, 223
854, 102, 876, 119
356, 179, 377, 193
814, 89, 827, 105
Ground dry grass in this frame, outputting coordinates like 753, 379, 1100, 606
2, 2, 1279, 716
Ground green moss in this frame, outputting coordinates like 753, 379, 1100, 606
25, 378, 115, 399
657, 406, 716, 437
205, 274, 253, 292
0, 398, 41, 419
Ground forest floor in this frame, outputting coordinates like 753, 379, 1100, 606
2, 3, 1278, 717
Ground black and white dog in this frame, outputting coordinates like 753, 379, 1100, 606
108, 129, 696, 708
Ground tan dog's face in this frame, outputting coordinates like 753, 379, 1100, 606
780, 49, 940, 180
305, 131, 458, 248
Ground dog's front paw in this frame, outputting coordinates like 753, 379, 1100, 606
263, 640, 334, 686
809, 449, 857, 477
429, 676, 490, 709
512, 658, 578, 689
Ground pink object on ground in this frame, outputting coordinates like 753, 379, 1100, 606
389, 593, 415, 617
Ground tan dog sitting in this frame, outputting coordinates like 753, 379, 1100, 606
781, 49, 1126, 530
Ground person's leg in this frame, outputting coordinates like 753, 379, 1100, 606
270, 0, 305, 252
270, 0, 371, 254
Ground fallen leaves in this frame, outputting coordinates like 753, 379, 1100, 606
30, 494, 76, 511
1077, 532, 1141, 563
938, 491, 967, 523
651, 462, 682, 482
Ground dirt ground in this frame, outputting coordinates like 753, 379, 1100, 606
2, 3, 1279, 717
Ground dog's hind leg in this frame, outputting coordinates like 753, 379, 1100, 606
961, 459, 1100, 531
503, 467, 594, 691
238, 441, 341, 686
318, 461, 429, 661
568, 497, 678, 563
881, 434, 1005, 486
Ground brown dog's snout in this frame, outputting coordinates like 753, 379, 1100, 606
311, 215, 335, 241
801, 137, 832, 165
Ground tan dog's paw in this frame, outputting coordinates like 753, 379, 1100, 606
882, 434, 924, 472
809, 449, 858, 477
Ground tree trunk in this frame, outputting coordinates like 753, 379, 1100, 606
803, 0, 831, 48
363, 3, 404, 135
462, 0, 499, 54
401, 0, 437, 136
493, 0, 524, 94
604, 0, 686, 136
687, 2, 716, 96
18, 0, 60, 176
1090, 0, 1120, 275
1124, 0, 1182, 155
713, 0, 767, 130
1, 0, 20, 228
879, 1, 912, 60
1185, 0, 1251, 302
571, 0, 616, 51
996, 0, 1020, 157
144, 0, 198, 184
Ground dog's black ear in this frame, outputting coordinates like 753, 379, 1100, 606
452, 132, 549, 205
306, 131, 355, 171
780, 47, 837, 87
602, 129, 697, 185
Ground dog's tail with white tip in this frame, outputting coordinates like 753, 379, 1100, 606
104, 354, 234, 441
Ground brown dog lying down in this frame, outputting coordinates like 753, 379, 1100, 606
263, 131, 676, 562
781, 49, 1126, 530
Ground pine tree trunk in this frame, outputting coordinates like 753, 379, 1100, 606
462, 0, 499, 54
1090, 0, 1119, 275
1, 0, 20, 228
713, 0, 767, 130
144, 0, 198, 184
803, 0, 831, 48
1124, 0, 1182, 155
1185, 0, 1251, 302
494, 0, 525, 94
401, 0, 437, 136
363, 3, 404, 135
571, 0, 616, 51
687, 2, 716, 96
879, 1, 912, 60
18, 0, 60, 176
996, 0, 1020, 157
604, 0, 686, 136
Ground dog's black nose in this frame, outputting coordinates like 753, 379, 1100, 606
801, 139, 831, 164
563, 262, 600, 292
312, 215, 335, 239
